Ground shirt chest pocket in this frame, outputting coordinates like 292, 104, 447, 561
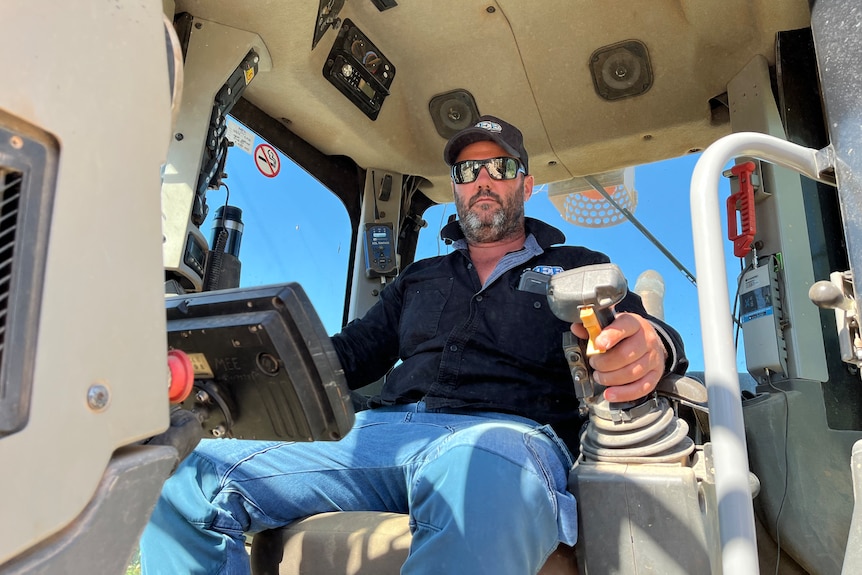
496, 289, 567, 364
399, 278, 453, 354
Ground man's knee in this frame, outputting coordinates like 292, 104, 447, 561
150, 448, 231, 531
432, 421, 570, 486
407, 421, 578, 541
407, 444, 561, 574
412, 440, 559, 524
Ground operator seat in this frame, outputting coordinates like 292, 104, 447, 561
250, 511, 578, 574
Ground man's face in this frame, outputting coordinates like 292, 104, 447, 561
452, 141, 534, 244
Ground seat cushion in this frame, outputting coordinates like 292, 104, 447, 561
250, 511, 578, 575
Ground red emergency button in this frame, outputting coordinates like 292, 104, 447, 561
167, 349, 194, 404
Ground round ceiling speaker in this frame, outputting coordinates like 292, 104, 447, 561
429, 90, 480, 139
590, 40, 653, 101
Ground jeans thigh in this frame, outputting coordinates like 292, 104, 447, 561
407, 417, 578, 546
416, 419, 573, 496
186, 408, 460, 535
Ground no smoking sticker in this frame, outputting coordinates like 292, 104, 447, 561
255, 143, 281, 178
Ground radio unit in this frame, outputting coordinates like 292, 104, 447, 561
323, 19, 395, 120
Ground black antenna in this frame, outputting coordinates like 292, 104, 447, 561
371, 170, 380, 220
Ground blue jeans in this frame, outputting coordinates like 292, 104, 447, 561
140, 403, 578, 575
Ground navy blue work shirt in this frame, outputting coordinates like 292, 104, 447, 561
331, 217, 688, 451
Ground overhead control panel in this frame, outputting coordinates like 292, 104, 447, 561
323, 19, 395, 120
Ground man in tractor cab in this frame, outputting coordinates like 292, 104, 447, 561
140, 115, 687, 574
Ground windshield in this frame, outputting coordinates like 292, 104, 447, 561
202, 118, 352, 334
216, 117, 750, 376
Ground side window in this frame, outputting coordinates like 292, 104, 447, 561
415, 203, 455, 259
201, 117, 351, 335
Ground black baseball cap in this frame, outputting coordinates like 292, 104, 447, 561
443, 115, 529, 174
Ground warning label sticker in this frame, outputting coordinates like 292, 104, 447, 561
187, 353, 215, 379
226, 121, 255, 154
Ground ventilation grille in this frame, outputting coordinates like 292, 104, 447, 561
0, 170, 21, 364
0, 118, 57, 437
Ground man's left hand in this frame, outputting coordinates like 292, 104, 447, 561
570, 312, 667, 403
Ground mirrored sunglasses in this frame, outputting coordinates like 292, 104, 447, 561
451, 157, 525, 184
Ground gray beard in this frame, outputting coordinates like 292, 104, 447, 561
455, 183, 525, 244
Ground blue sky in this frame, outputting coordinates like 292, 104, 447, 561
211, 118, 744, 372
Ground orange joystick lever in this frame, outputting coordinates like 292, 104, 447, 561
579, 306, 606, 356
547, 262, 627, 353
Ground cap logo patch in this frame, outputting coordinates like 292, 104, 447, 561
474, 121, 502, 133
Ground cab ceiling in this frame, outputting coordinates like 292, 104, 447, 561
172, 0, 810, 203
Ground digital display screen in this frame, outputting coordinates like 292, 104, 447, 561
740, 285, 774, 323
184, 233, 206, 275
740, 286, 771, 315
358, 78, 375, 99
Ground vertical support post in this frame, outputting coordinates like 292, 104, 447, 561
690, 131, 832, 575
161, 17, 271, 291
811, 2, 862, 301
